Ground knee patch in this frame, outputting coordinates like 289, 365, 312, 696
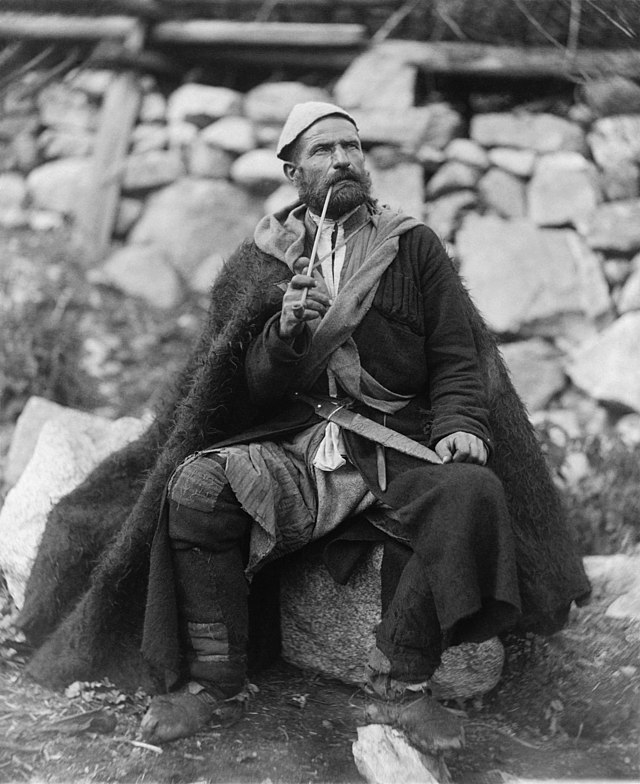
168, 453, 252, 549
169, 453, 228, 513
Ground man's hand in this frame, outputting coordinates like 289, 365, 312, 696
435, 432, 488, 465
279, 256, 331, 340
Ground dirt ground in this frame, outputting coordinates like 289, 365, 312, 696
1, 226, 639, 783
0, 594, 638, 784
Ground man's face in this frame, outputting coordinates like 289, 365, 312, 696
284, 116, 372, 219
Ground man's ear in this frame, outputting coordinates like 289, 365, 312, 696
283, 161, 297, 182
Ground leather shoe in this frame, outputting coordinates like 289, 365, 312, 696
364, 691, 464, 754
140, 684, 243, 744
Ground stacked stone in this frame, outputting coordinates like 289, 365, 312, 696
1, 55, 640, 447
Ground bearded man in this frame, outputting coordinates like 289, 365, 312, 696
137, 101, 531, 747
18, 100, 590, 756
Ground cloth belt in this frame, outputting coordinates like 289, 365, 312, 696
294, 393, 442, 482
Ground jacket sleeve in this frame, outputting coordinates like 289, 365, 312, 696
244, 314, 312, 407
415, 226, 492, 451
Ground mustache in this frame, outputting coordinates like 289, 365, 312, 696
328, 170, 365, 186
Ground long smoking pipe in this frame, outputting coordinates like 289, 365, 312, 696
292, 184, 333, 320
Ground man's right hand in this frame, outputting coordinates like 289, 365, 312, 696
279, 256, 331, 340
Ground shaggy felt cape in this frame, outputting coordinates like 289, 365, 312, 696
18, 238, 591, 693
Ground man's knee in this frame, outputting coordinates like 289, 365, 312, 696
167, 453, 250, 549
168, 453, 228, 513
441, 463, 505, 504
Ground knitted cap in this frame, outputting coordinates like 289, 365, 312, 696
276, 101, 358, 160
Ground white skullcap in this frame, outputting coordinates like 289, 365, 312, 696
276, 101, 358, 160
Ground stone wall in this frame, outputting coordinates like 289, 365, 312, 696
2, 53, 640, 453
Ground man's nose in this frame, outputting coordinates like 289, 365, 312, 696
332, 145, 350, 168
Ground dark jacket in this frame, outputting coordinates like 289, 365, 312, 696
218, 224, 492, 470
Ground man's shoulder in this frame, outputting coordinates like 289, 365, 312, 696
375, 206, 442, 246
394, 219, 449, 261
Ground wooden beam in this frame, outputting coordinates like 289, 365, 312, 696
0, 13, 138, 40
152, 19, 366, 46
0, 13, 366, 47
75, 23, 145, 263
375, 40, 640, 81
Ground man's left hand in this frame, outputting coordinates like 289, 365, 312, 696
435, 432, 488, 465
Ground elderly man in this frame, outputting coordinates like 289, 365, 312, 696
138, 101, 522, 748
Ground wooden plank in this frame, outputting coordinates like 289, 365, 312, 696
0, 13, 366, 47
0, 13, 137, 40
152, 19, 366, 46
75, 23, 144, 263
375, 40, 640, 80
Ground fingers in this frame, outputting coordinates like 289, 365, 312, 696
292, 256, 313, 275
435, 433, 488, 465
435, 439, 455, 464
286, 276, 331, 315
279, 274, 331, 339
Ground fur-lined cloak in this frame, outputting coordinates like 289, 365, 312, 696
18, 238, 591, 693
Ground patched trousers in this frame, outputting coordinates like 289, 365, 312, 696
165, 436, 521, 696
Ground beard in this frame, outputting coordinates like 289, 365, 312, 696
293, 168, 374, 219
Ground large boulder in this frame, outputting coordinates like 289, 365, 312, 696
353, 104, 463, 154
26, 158, 93, 217
617, 263, 640, 314
139, 91, 167, 124
5, 397, 73, 487
280, 548, 505, 700
424, 190, 477, 242
588, 116, 640, 168
130, 123, 170, 154
122, 149, 185, 192
369, 160, 424, 220
0, 172, 27, 211
528, 152, 601, 227
37, 82, 99, 131
478, 168, 526, 219
587, 117, 640, 199
499, 339, 566, 411
425, 161, 482, 200
487, 147, 536, 178
579, 76, 640, 118
200, 116, 255, 155
0, 401, 146, 607
333, 49, 417, 112
353, 725, 446, 784
230, 149, 288, 190
90, 245, 184, 309
129, 178, 264, 275
583, 555, 640, 621
243, 81, 331, 125
578, 199, 640, 255
166, 84, 242, 126
470, 113, 585, 154
456, 215, 611, 337
38, 127, 94, 160
567, 311, 640, 413
187, 142, 234, 179
444, 138, 489, 170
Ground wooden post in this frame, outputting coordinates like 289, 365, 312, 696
75, 22, 145, 263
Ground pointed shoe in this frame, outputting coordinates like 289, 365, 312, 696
364, 692, 464, 754
140, 687, 243, 744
